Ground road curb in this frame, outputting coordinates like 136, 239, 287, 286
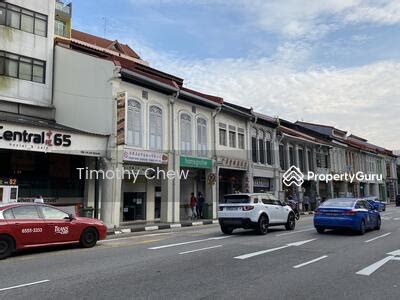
107, 219, 219, 235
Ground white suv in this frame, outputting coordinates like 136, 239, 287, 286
218, 193, 295, 235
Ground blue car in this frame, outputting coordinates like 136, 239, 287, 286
364, 197, 386, 212
314, 198, 381, 234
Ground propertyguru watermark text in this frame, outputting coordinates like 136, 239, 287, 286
77, 167, 189, 183
307, 171, 382, 183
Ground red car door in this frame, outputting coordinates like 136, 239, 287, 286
38, 205, 80, 243
7, 205, 47, 247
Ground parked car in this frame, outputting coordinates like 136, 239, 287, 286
314, 198, 381, 235
364, 196, 386, 212
0, 203, 107, 259
218, 193, 295, 235
396, 195, 400, 207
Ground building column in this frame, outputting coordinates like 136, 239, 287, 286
100, 158, 122, 229
161, 158, 174, 223
83, 157, 96, 208
146, 179, 155, 222
205, 168, 217, 219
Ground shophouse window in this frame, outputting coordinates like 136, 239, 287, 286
251, 128, 257, 163
180, 113, 192, 155
0, 51, 45, 83
0, 3, 48, 37
258, 132, 265, 164
289, 146, 294, 166
265, 132, 272, 165
298, 148, 304, 172
279, 144, 285, 170
197, 117, 208, 157
229, 125, 236, 148
149, 105, 163, 150
219, 123, 227, 146
238, 128, 245, 149
307, 149, 313, 171
127, 98, 142, 147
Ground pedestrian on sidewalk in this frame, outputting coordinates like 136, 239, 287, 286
303, 195, 310, 212
197, 192, 205, 219
190, 193, 198, 220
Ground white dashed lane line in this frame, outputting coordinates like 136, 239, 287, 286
148, 236, 232, 250
364, 232, 392, 243
293, 255, 328, 269
0, 280, 50, 292
178, 245, 222, 255
275, 228, 314, 236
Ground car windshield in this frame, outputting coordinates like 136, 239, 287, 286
222, 195, 250, 204
321, 199, 356, 208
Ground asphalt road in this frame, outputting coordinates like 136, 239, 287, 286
1, 206, 400, 300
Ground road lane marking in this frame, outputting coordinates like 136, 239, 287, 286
364, 232, 392, 243
275, 228, 314, 236
100, 232, 174, 243
179, 245, 222, 255
234, 239, 317, 260
382, 217, 391, 220
293, 255, 328, 269
356, 256, 394, 276
0, 280, 50, 292
149, 236, 231, 250
394, 218, 400, 220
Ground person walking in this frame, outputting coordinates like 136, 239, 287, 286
190, 193, 198, 220
197, 192, 205, 219
303, 195, 310, 212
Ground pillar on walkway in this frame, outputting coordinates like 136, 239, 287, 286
100, 158, 122, 229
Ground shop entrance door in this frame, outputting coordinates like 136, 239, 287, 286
123, 192, 146, 221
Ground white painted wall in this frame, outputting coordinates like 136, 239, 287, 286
53, 45, 114, 135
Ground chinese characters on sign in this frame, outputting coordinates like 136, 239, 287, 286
123, 149, 168, 164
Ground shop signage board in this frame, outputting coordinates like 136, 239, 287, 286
0, 123, 107, 157
123, 149, 168, 164
180, 156, 212, 169
218, 156, 248, 170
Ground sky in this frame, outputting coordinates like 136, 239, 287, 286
72, 0, 400, 149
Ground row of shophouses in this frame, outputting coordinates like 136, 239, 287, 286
0, 0, 398, 228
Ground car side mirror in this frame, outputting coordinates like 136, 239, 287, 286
68, 213, 75, 221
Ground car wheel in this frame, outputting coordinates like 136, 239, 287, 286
285, 213, 296, 230
375, 217, 381, 230
256, 215, 269, 235
79, 227, 99, 248
0, 235, 14, 260
220, 225, 233, 235
316, 227, 325, 234
358, 220, 366, 235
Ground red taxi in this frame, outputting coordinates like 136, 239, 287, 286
0, 203, 107, 259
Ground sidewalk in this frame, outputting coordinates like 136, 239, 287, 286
108, 219, 219, 235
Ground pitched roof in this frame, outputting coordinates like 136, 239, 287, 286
71, 29, 141, 59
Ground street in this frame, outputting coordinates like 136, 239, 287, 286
1, 207, 400, 300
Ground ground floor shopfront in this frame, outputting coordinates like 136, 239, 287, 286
0, 118, 107, 215
216, 157, 250, 202
100, 151, 218, 228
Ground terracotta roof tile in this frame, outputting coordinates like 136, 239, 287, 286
71, 29, 141, 59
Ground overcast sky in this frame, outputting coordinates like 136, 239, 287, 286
73, 0, 400, 150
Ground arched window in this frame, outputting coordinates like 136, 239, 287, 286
180, 113, 192, 155
127, 98, 142, 147
149, 105, 163, 150
197, 117, 207, 157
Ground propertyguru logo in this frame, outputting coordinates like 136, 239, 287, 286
283, 165, 383, 187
